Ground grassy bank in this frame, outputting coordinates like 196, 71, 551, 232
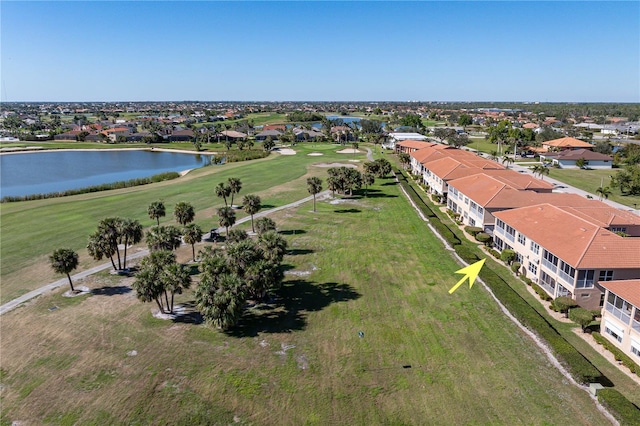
0, 172, 609, 425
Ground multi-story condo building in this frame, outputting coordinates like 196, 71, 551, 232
600, 279, 640, 362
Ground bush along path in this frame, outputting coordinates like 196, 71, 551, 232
395, 168, 639, 426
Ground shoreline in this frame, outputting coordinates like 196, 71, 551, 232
0, 146, 220, 156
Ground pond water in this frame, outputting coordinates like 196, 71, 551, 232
0, 150, 214, 198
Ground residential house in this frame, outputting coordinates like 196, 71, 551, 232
168, 129, 195, 142
395, 140, 436, 154
254, 129, 282, 141
542, 137, 593, 152
220, 130, 247, 141
294, 128, 324, 142
539, 149, 613, 169
492, 204, 640, 309
600, 279, 640, 361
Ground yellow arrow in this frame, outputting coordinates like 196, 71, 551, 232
448, 259, 486, 294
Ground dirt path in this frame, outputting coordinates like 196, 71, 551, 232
0, 191, 330, 316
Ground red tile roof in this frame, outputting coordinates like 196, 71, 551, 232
600, 279, 640, 306
396, 140, 436, 150
543, 137, 593, 149
494, 204, 640, 268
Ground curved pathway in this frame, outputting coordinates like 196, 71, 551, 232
0, 191, 330, 316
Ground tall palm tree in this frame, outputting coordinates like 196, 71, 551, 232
398, 152, 411, 170
133, 250, 176, 314
161, 262, 192, 314
87, 231, 117, 271
217, 206, 236, 235
194, 273, 246, 330
183, 223, 203, 262
363, 172, 375, 197
49, 248, 79, 292
596, 186, 612, 201
227, 177, 242, 207
174, 201, 195, 226
255, 217, 276, 235
307, 177, 323, 212
215, 182, 231, 207
242, 194, 262, 233
148, 200, 166, 226
501, 155, 514, 169
119, 218, 143, 269
97, 217, 122, 269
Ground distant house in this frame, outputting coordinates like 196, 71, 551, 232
254, 129, 282, 141
220, 130, 247, 141
539, 149, 613, 169
54, 130, 81, 141
599, 279, 640, 361
262, 124, 286, 132
294, 128, 323, 142
168, 129, 195, 142
542, 137, 593, 152
395, 140, 435, 154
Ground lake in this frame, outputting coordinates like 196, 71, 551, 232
0, 150, 214, 198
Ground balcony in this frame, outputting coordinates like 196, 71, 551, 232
633, 320, 640, 333
605, 302, 631, 325
541, 258, 557, 274
557, 270, 575, 287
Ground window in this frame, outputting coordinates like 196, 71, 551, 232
604, 324, 623, 343
477, 206, 484, 215
610, 227, 627, 233
559, 261, 575, 278
464, 196, 469, 205
606, 293, 632, 324
528, 262, 538, 275
631, 339, 640, 358
543, 250, 558, 266
518, 233, 526, 245
530, 241, 540, 255
576, 270, 594, 288
516, 253, 523, 264
494, 237, 504, 251
469, 218, 476, 226
496, 219, 505, 231
599, 270, 614, 282
505, 225, 516, 238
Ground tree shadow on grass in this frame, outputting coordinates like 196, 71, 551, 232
91, 286, 132, 296
225, 280, 361, 337
278, 229, 307, 236
287, 249, 314, 256
334, 208, 361, 213
171, 301, 204, 324
380, 181, 398, 186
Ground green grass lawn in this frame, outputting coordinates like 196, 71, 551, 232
547, 167, 640, 209
0, 143, 369, 303
0, 172, 609, 425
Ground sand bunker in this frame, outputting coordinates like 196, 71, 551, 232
313, 163, 358, 168
336, 148, 360, 154
278, 148, 296, 155
307, 152, 324, 156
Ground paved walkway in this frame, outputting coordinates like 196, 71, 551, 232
0, 191, 329, 316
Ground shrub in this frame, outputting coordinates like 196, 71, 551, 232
532, 284, 552, 301
500, 249, 516, 265
569, 308, 594, 332
521, 276, 532, 286
431, 194, 442, 203
592, 333, 640, 377
597, 388, 640, 426
488, 249, 501, 259
510, 262, 521, 274
464, 226, 483, 237
476, 233, 492, 246
552, 296, 578, 317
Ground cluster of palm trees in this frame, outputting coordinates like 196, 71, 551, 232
194, 227, 288, 330
530, 164, 550, 180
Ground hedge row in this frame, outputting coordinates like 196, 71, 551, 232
592, 332, 640, 377
396, 168, 602, 384
1, 171, 181, 203
597, 388, 640, 426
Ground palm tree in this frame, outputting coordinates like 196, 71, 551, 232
255, 217, 276, 235
307, 177, 323, 212
227, 177, 242, 207
87, 231, 117, 271
97, 217, 122, 269
596, 186, 612, 201
174, 201, 195, 226
215, 182, 231, 207
148, 200, 166, 226
217, 206, 236, 235
242, 194, 261, 232
146, 225, 182, 252
258, 230, 288, 264
183, 223, 203, 262
263, 139, 275, 152
532, 164, 550, 180
133, 250, 176, 314
501, 155, 514, 169
398, 153, 411, 170
194, 273, 246, 330
49, 248, 79, 292
119, 218, 143, 269
161, 262, 192, 314
363, 172, 375, 197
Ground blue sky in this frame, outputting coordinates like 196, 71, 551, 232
1, 1, 638, 102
